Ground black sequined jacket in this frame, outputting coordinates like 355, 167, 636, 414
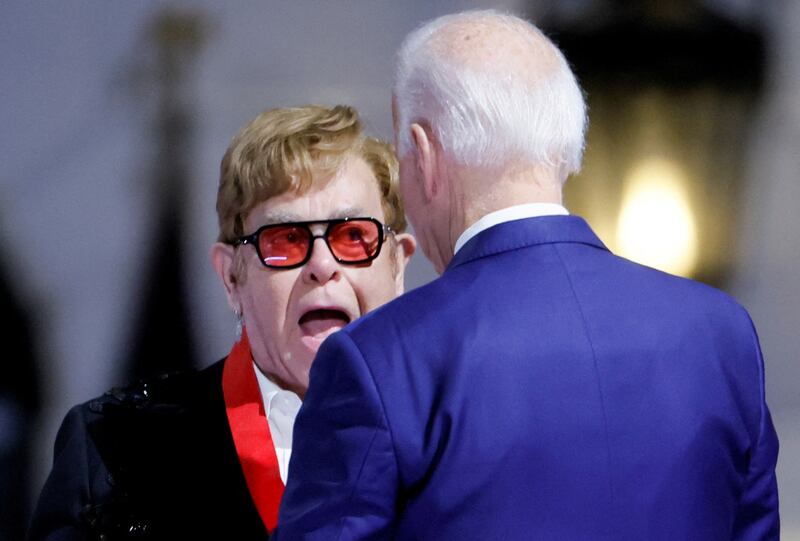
27, 359, 269, 540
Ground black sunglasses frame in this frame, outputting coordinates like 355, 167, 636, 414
233, 217, 394, 270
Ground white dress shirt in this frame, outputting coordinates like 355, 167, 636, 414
453, 203, 570, 255
253, 362, 302, 484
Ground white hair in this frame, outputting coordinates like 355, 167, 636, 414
394, 10, 587, 177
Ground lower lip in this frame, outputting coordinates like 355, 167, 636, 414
300, 335, 325, 352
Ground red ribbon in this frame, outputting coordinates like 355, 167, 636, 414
222, 328, 285, 532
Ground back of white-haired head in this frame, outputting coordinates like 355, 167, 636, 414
394, 10, 587, 178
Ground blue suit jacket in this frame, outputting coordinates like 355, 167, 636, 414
275, 216, 779, 540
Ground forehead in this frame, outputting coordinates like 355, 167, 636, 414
244, 157, 385, 228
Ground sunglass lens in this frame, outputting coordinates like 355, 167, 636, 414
258, 225, 311, 267
328, 220, 380, 262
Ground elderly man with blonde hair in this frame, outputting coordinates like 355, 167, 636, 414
276, 10, 779, 540
29, 105, 415, 540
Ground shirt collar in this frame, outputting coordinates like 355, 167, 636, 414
252, 361, 301, 418
454, 203, 569, 255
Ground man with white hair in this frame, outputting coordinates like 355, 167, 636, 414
275, 10, 779, 540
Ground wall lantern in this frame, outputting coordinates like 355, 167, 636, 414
553, 0, 764, 287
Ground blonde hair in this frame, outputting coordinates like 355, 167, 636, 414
216, 105, 406, 244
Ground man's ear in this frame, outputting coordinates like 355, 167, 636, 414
392, 232, 417, 296
210, 242, 240, 312
409, 123, 438, 202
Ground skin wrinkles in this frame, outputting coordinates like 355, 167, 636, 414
211, 155, 415, 397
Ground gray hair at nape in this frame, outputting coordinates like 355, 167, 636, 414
393, 10, 587, 179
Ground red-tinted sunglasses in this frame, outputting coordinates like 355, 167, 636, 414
233, 217, 393, 269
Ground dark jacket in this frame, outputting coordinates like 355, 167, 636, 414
28, 359, 269, 540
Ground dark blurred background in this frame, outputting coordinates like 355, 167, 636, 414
1, 1, 798, 538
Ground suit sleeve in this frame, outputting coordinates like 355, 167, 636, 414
27, 406, 96, 541
732, 323, 780, 541
274, 331, 399, 541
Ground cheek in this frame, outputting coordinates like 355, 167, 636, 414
400, 183, 424, 231
398, 160, 415, 201
241, 273, 296, 336
399, 174, 414, 206
351, 260, 400, 313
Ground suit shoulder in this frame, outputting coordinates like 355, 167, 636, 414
79, 358, 225, 417
604, 252, 753, 324
33, 359, 231, 539
345, 273, 456, 338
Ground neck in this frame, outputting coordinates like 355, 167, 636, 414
447, 162, 564, 251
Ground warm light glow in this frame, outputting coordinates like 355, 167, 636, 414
615, 159, 698, 277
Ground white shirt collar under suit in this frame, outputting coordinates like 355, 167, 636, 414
454, 203, 569, 255
253, 362, 302, 484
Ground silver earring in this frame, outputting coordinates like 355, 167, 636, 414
234, 308, 243, 341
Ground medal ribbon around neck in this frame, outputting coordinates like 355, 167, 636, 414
222, 327, 285, 532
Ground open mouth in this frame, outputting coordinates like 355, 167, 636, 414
298, 309, 351, 344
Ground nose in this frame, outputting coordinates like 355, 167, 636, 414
301, 236, 340, 285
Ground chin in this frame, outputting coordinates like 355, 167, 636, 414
292, 354, 315, 378
294, 371, 311, 398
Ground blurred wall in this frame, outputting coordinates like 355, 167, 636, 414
733, 0, 800, 535
0, 0, 519, 525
